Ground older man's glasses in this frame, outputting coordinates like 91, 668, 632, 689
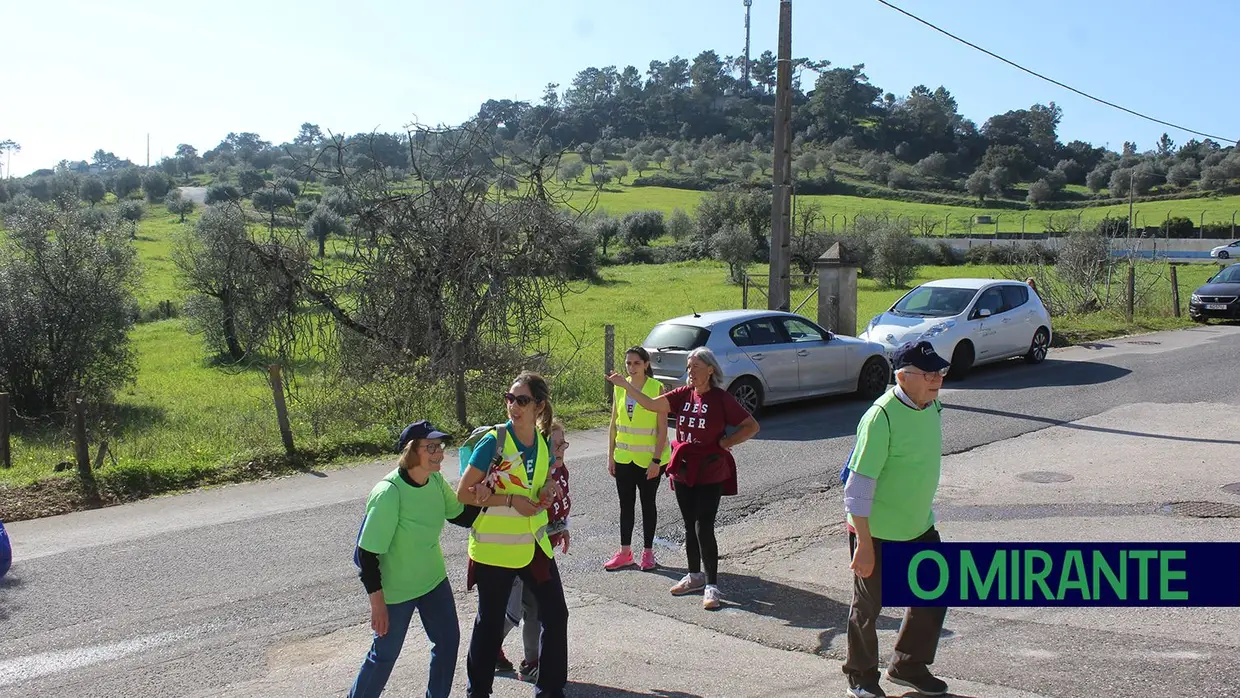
906, 368, 949, 379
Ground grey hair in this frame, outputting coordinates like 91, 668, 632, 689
687, 347, 725, 389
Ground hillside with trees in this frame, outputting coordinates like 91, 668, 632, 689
3, 48, 1238, 217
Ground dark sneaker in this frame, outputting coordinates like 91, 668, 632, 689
885, 668, 948, 696
494, 649, 515, 673
846, 681, 886, 698
518, 660, 539, 683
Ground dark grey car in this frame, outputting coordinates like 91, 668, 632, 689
1190, 264, 1240, 322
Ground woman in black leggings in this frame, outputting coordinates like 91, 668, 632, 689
607, 347, 760, 610
604, 347, 671, 572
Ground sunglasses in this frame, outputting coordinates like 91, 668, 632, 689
504, 392, 536, 407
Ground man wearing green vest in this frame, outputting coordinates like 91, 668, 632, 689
842, 341, 950, 698
605, 347, 672, 572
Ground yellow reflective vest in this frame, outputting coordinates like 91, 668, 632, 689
468, 428, 555, 568
613, 378, 672, 468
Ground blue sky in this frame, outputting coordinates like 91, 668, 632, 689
4, 0, 1237, 176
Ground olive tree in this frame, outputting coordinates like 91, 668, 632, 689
0, 199, 140, 414
165, 191, 196, 222
304, 206, 347, 258
243, 120, 596, 424
172, 201, 305, 362
79, 176, 107, 206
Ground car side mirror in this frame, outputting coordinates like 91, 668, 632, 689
978, 308, 992, 318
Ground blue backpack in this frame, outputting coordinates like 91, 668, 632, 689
352, 518, 365, 569
457, 424, 508, 477
0, 521, 11, 580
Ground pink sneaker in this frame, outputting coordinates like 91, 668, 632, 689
639, 548, 658, 571
603, 549, 634, 571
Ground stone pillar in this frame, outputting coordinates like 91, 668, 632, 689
815, 242, 859, 336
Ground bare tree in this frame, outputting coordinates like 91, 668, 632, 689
243, 120, 598, 425
172, 201, 306, 362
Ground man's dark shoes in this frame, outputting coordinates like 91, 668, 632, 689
494, 648, 515, 673
885, 667, 948, 696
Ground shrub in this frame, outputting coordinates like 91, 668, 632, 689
0, 199, 140, 414
205, 184, 241, 205
142, 171, 172, 202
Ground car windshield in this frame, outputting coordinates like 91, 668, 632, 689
1210, 266, 1240, 284
643, 323, 709, 351
890, 286, 978, 318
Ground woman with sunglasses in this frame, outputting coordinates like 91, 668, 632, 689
603, 346, 671, 572
455, 372, 570, 698
607, 347, 760, 611
349, 420, 482, 698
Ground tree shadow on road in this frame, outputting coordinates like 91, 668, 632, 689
640, 566, 954, 656
947, 403, 1240, 445
947, 358, 1130, 390
0, 571, 25, 621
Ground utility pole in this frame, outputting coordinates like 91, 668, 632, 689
742, 0, 753, 89
146, 133, 150, 168
769, 0, 793, 312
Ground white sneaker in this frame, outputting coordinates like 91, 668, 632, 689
703, 584, 722, 610
669, 572, 706, 596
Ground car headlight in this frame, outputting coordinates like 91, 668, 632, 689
867, 314, 882, 330
1191, 294, 1201, 303
919, 320, 955, 339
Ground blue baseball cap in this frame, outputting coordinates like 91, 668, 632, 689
396, 420, 450, 453
893, 341, 951, 373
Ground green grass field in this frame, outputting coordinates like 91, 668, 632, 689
0, 189, 1228, 498
572, 182, 1240, 235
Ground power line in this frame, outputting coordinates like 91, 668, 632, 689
874, 0, 1238, 145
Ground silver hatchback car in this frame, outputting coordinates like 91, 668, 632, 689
641, 309, 892, 414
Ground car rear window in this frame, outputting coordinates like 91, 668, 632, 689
643, 324, 710, 351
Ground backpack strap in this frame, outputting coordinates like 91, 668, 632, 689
491, 424, 508, 467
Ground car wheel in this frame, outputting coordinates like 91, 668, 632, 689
1025, 327, 1050, 364
947, 341, 974, 380
1192, 314, 1209, 324
728, 376, 763, 415
856, 356, 890, 400
1221, 251, 1230, 259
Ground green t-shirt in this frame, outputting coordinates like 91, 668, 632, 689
357, 468, 464, 604
846, 390, 943, 541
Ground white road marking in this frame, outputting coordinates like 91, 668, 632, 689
0, 630, 183, 686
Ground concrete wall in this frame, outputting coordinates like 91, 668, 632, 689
937, 236, 1238, 258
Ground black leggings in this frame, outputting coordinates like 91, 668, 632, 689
674, 482, 723, 585
615, 461, 663, 548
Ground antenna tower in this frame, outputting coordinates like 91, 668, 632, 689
742, 0, 753, 88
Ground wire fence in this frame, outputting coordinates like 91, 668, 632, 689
789, 207, 1240, 239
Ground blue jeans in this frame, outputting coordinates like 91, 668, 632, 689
349, 578, 460, 698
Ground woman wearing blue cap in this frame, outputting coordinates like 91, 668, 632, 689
348, 419, 482, 698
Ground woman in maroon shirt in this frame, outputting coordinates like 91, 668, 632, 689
607, 346, 760, 610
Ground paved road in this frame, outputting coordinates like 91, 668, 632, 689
3, 324, 1239, 697
178, 186, 207, 204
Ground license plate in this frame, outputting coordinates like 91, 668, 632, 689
1207, 304, 1228, 310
